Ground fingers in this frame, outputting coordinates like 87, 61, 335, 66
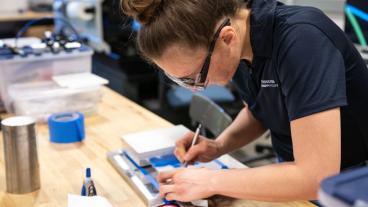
175, 132, 194, 162
160, 185, 183, 202
183, 141, 208, 163
157, 170, 176, 183
165, 192, 190, 202
158, 173, 180, 201
174, 147, 186, 163
165, 193, 179, 201
159, 184, 175, 197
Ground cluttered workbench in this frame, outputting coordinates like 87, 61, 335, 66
0, 87, 315, 207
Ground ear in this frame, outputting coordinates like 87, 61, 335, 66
219, 26, 236, 46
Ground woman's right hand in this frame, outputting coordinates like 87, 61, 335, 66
174, 132, 224, 164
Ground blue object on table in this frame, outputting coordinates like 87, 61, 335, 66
48, 112, 85, 143
149, 153, 229, 169
166, 85, 235, 108
319, 167, 368, 207
149, 154, 182, 168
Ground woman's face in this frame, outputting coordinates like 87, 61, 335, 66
153, 37, 242, 90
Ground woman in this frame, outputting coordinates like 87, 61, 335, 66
121, 0, 368, 203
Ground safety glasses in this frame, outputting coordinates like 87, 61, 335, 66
165, 18, 231, 91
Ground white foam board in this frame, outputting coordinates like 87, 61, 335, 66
121, 125, 190, 160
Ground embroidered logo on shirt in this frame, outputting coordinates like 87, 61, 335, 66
261, 80, 279, 88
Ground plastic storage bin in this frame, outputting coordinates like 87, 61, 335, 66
0, 48, 93, 111
319, 167, 368, 207
0, 0, 28, 13
8, 81, 102, 122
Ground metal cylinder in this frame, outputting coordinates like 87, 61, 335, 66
1, 116, 40, 194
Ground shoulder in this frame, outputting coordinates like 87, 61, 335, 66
274, 3, 327, 27
272, 5, 338, 63
273, 4, 334, 44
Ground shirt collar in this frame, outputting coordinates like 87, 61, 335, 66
250, 0, 277, 58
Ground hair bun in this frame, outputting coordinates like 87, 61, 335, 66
121, 0, 163, 24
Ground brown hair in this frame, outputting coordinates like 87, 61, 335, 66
121, 0, 250, 60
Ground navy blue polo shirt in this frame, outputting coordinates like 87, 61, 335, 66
232, 0, 368, 170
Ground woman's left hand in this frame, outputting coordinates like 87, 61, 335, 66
157, 168, 216, 202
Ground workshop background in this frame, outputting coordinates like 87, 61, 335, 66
0, 0, 367, 167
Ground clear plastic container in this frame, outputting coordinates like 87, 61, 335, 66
0, 48, 93, 111
0, 0, 28, 13
8, 81, 102, 122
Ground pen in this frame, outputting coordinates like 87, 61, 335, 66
183, 124, 202, 167
81, 167, 97, 196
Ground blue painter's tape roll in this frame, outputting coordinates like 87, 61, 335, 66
48, 112, 85, 143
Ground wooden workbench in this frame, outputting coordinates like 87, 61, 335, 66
0, 87, 316, 207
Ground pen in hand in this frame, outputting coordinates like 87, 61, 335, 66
183, 124, 202, 168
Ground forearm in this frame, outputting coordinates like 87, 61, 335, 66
210, 162, 319, 202
216, 106, 266, 154
210, 108, 342, 202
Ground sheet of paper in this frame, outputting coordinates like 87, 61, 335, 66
122, 125, 190, 159
68, 194, 113, 207
53, 73, 109, 89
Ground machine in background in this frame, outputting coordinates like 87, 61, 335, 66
53, 0, 110, 53
53, 0, 159, 104
0, 18, 108, 121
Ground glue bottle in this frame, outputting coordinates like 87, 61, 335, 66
81, 167, 97, 196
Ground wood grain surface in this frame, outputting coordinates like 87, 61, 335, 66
0, 87, 316, 207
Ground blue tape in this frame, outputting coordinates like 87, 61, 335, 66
149, 154, 182, 168
150, 154, 228, 169
124, 152, 228, 205
123, 151, 175, 205
48, 112, 85, 143
123, 151, 160, 190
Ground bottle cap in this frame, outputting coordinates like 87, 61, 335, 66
86, 167, 91, 178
